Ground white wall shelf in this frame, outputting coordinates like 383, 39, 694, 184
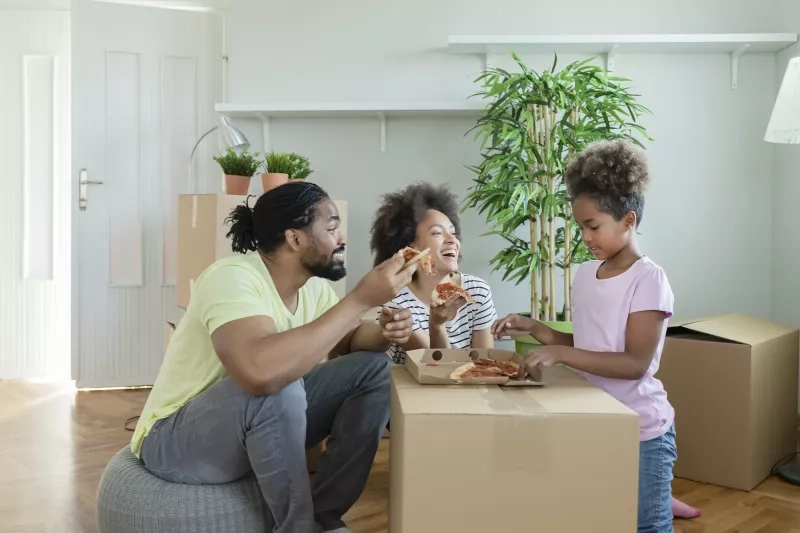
447, 33, 799, 89
214, 102, 486, 152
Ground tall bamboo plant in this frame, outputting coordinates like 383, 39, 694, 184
463, 53, 652, 321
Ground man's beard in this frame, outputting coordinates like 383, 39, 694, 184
302, 245, 346, 282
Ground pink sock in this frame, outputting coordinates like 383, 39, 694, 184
672, 497, 701, 519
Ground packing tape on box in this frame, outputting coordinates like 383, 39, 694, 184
478, 387, 554, 477
476, 385, 545, 415
191, 195, 198, 228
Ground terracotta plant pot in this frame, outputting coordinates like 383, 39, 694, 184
261, 172, 289, 192
224, 174, 251, 195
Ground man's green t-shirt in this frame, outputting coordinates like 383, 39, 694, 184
130, 252, 339, 458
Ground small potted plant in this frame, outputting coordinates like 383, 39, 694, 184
261, 152, 293, 192
212, 148, 260, 195
288, 153, 313, 181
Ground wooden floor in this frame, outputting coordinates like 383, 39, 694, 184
1, 382, 798, 533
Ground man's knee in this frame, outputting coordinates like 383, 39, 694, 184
247, 379, 308, 425
347, 351, 391, 382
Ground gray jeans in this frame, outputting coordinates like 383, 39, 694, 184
139, 351, 391, 533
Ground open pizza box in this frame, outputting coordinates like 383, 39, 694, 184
404, 348, 545, 387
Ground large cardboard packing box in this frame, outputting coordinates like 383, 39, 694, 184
176, 194, 348, 308
389, 365, 640, 533
658, 313, 799, 491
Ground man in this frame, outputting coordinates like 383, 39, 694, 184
131, 181, 416, 533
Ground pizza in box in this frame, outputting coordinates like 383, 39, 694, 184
449, 358, 520, 380
405, 348, 545, 386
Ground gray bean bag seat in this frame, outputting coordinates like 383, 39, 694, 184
97, 446, 273, 533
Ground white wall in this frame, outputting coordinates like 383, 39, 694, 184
222, 0, 788, 324
771, 5, 800, 328
0, 9, 71, 379
770, 2, 800, 411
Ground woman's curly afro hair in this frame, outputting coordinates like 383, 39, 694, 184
565, 139, 650, 226
369, 182, 461, 267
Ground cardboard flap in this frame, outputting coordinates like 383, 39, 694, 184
669, 313, 796, 346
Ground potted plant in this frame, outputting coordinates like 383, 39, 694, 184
261, 151, 314, 191
462, 52, 652, 353
212, 148, 261, 195
288, 153, 313, 181
261, 152, 292, 191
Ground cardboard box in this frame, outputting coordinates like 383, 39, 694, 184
404, 348, 544, 386
389, 365, 640, 533
176, 194, 348, 308
657, 313, 799, 491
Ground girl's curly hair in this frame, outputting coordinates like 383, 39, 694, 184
565, 139, 650, 226
369, 182, 461, 267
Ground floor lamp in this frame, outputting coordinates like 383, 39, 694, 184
188, 115, 250, 193
765, 55, 800, 487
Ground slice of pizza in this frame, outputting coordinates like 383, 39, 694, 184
449, 362, 476, 380
474, 358, 519, 378
450, 358, 520, 380
400, 247, 437, 275
431, 280, 476, 306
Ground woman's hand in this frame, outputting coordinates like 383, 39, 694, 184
429, 295, 467, 327
491, 314, 537, 339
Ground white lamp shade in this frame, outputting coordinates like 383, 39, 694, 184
217, 115, 250, 153
765, 56, 800, 144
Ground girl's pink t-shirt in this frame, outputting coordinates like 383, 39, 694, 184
570, 256, 675, 442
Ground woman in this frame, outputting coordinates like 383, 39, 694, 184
369, 182, 497, 364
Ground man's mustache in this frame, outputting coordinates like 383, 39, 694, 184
331, 246, 346, 256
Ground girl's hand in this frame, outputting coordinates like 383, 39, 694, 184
429, 295, 467, 327
491, 314, 537, 339
519, 346, 564, 379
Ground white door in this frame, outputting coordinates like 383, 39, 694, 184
72, 0, 220, 388
0, 8, 71, 380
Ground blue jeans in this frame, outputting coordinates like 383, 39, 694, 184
638, 422, 677, 533
139, 351, 391, 533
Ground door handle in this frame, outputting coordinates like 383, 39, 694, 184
79, 168, 103, 211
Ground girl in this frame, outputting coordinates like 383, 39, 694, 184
492, 140, 699, 532
369, 182, 497, 364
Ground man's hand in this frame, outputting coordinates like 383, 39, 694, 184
379, 307, 413, 345
351, 251, 417, 309
519, 345, 564, 379
429, 295, 466, 327
491, 313, 537, 339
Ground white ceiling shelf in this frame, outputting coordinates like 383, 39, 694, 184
447, 33, 799, 89
214, 102, 486, 152
447, 33, 798, 55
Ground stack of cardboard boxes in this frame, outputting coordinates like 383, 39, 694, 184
386, 315, 799, 533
